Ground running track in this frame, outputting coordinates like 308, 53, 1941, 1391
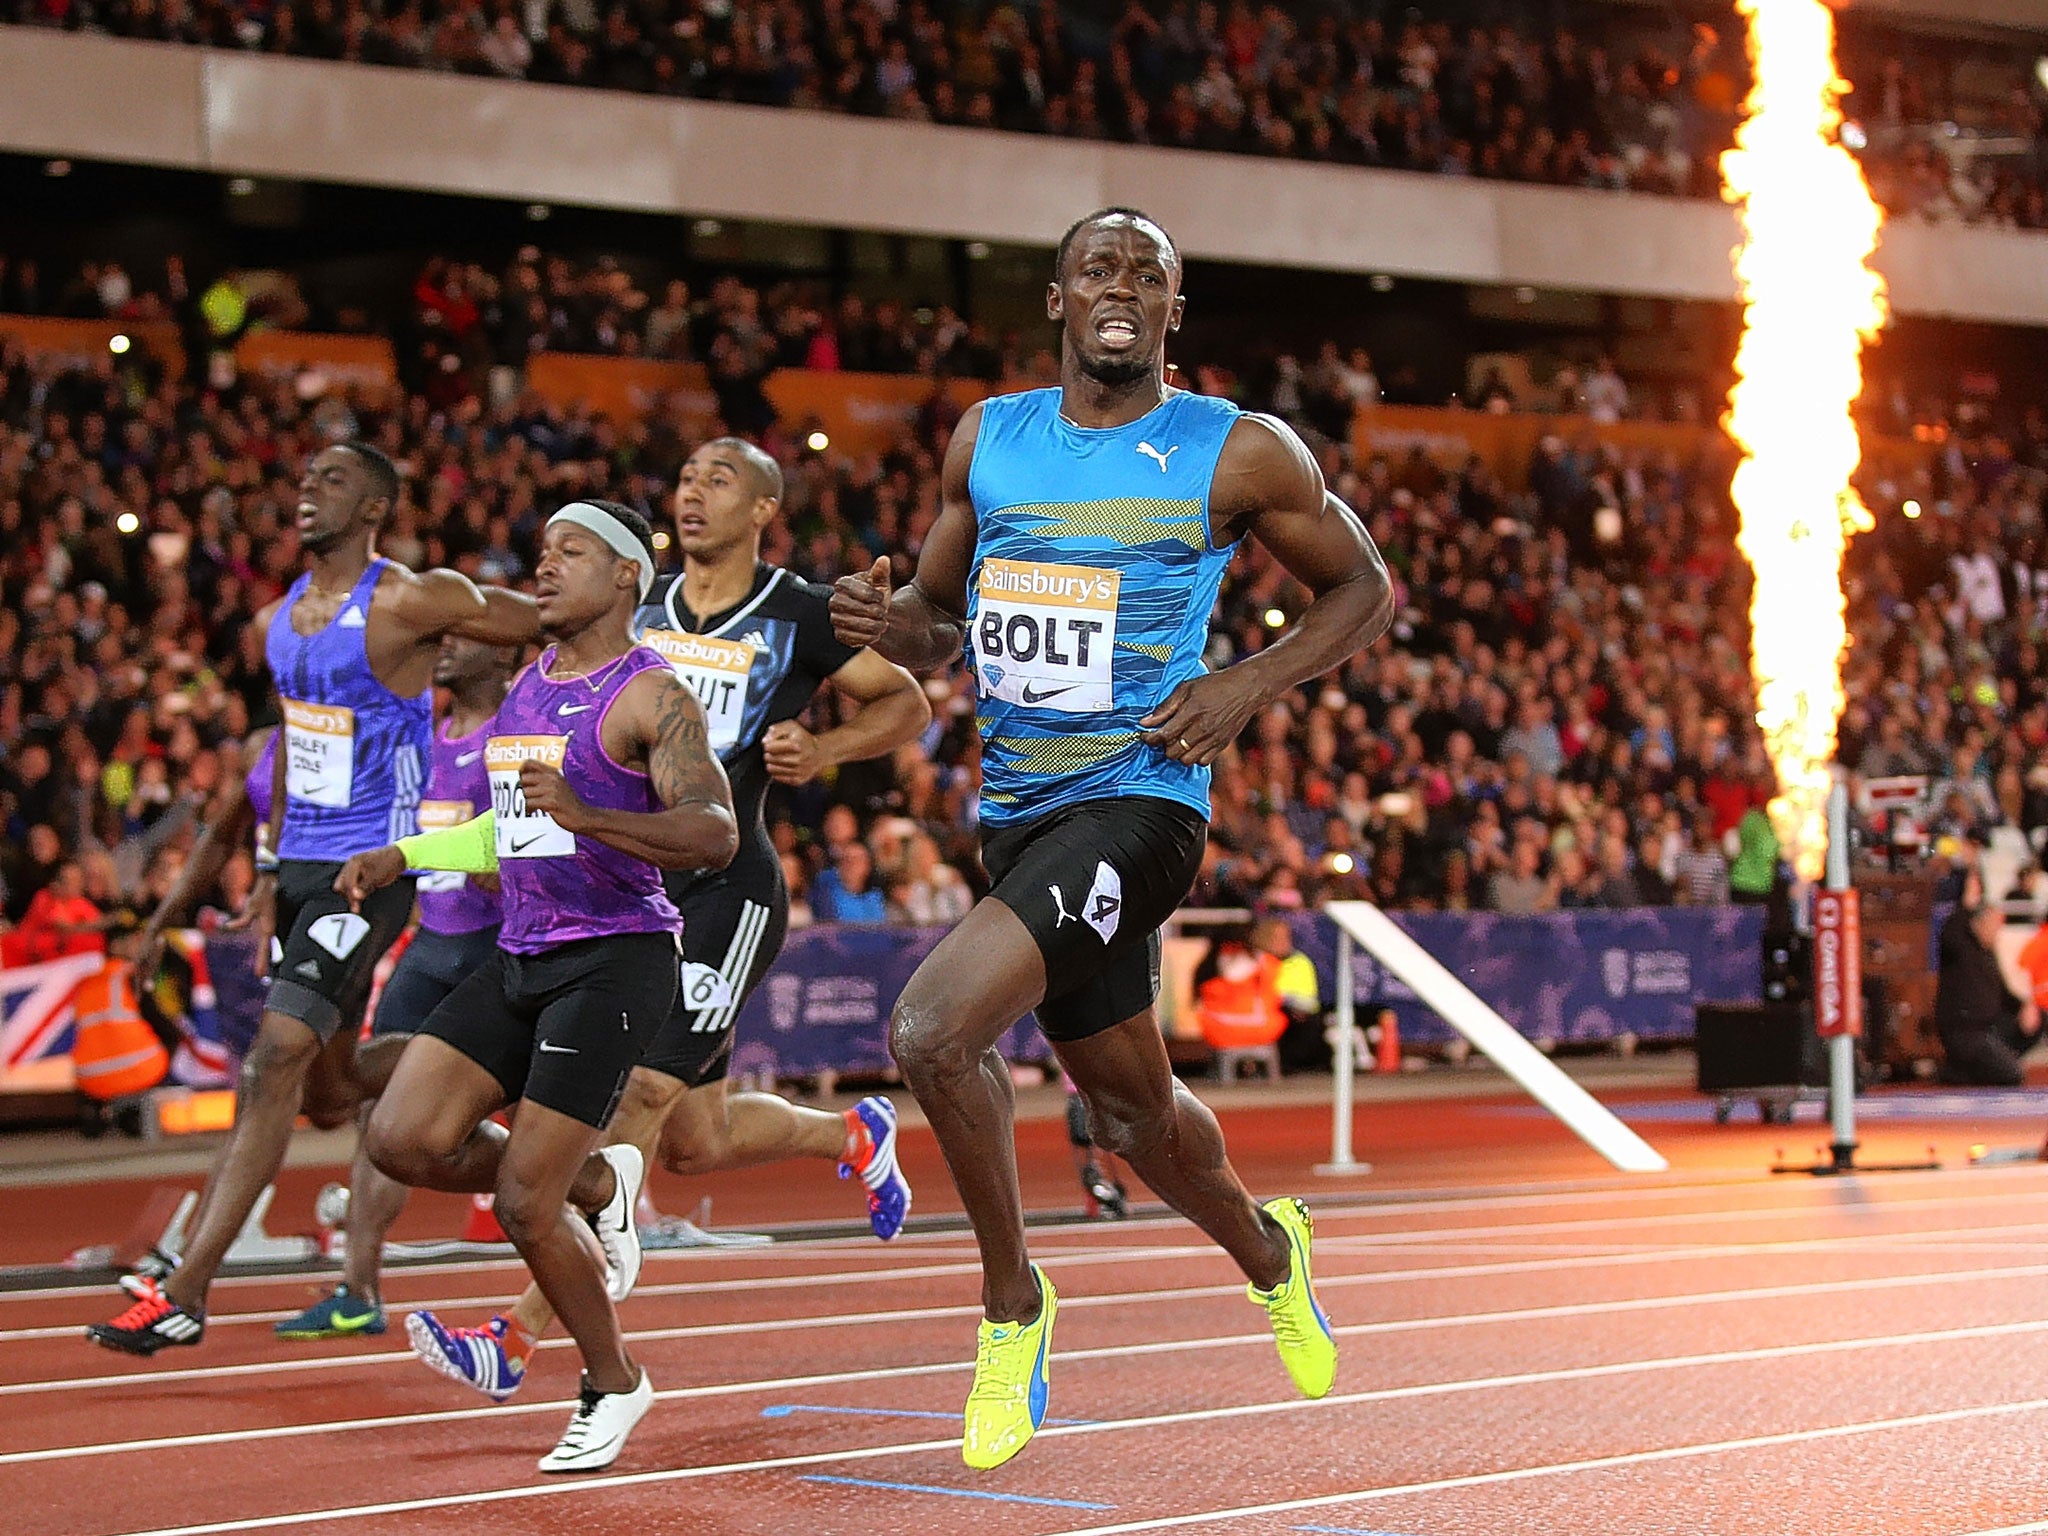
8, 1093, 2048, 1534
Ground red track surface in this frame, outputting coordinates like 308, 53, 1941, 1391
9, 1089, 2048, 1535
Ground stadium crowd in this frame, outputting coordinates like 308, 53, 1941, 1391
1, 232, 2044, 954
8, 0, 2048, 222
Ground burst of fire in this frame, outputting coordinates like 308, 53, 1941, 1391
1721, 0, 1886, 881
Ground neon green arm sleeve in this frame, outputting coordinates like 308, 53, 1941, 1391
395, 811, 499, 874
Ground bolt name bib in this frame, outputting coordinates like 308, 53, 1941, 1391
972, 559, 1118, 713
485, 736, 574, 860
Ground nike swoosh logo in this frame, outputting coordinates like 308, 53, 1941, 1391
538, 1041, 577, 1054
559, 703, 595, 716
1021, 684, 1075, 704
455, 751, 482, 765
509, 833, 551, 854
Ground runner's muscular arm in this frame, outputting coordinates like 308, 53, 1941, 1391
763, 649, 932, 786
1141, 413, 1393, 767
829, 403, 979, 673
390, 567, 543, 646
143, 734, 268, 942
525, 670, 738, 871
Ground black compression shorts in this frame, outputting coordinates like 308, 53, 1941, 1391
267, 859, 416, 1043
637, 849, 789, 1089
418, 932, 679, 1129
981, 796, 1207, 1044
370, 924, 501, 1038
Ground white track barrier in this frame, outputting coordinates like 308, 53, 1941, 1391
1320, 901, 1668, 1174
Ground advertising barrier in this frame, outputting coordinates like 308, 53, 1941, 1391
730, 923, 1045, 1079
524, 353, 718, 428
1286, 904, 1767, 1049
759, 370, 997, 457
1, 907, 1770, 1094
233, 330, 398, 394
0, 315, 183, 375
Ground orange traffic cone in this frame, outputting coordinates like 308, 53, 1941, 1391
461, 1192, 505, 1243
1374, 1008, 1401, 1074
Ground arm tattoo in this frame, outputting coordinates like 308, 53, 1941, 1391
648, 676, 729, 814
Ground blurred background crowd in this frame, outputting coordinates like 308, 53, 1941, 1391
2, 222, 2041, 962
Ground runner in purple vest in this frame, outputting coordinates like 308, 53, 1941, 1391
91, 441, 542, 1357
274, 634, 519, 1340
337, 500, 738, 1473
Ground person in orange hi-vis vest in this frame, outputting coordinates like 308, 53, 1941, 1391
71, 948, 170, 1102
1195, 936, 1287, 1051
2018, 923, 2048, 1013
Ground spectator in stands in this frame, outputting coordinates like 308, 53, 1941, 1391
1728, 806, 1779, 904
1488, 840, 1554, 915
1934, 896, 2040, 1086
812, 840, 886, 924
1673, 815, 1732, 906
781, 850, 815, 931
8, 860, 103, 964
1582, 357, 1630, 423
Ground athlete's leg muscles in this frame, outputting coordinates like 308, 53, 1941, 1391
163, 1009, 323, 1311
890, 898, 1047, 1322
661, 1075, 846, 1174
335, 1033, 419, 1303
502, 1065, 687, 1341
303, 1003, 368, 1129
1056, 1012, 1287, 1290
365, 1035, 512, 1194
492, 1099, 638, 1395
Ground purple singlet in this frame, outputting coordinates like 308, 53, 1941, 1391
486, 645, 682, 955
245, 733, 276, 829
414, 718, 501, 936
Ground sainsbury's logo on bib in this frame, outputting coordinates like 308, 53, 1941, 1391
977, 562, 1117, 607
281, 697, 356, 809
485, 735, 574, 859
415, 799, 476, 892
973, 558, 1119, 714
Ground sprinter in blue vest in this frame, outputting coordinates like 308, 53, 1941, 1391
90, 441, 545, 1356
830, 207, 1394, 1469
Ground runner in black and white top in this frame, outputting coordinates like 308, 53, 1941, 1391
406, 438, 931, 1402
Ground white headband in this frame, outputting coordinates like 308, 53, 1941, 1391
547, 502, 655, 600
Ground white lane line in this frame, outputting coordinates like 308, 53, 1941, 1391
12, 1213, 2046, 1399
15, 1164, 2039, 1304
13, 1180, 2043, 1344
93, 1322, 2048, 1536
13, 1257, 2048, 1466
1961, 1521, 2048, 1536
1032, 1395, 2048, 1536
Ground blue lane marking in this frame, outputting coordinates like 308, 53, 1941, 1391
1292, 1526, 1419, 1536
763, 1403, 1095, 1425
800, 1475, 1113, 1510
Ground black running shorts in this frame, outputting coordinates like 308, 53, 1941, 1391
268, 859, 417, 1042
418, 932, 680, 1129
981, 796, 1207, 1044
370, 924, 502, 1038
638, 847, 789, 1089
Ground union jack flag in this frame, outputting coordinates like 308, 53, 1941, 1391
0, 951, 105, 1074
163, 931, 236, 1087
